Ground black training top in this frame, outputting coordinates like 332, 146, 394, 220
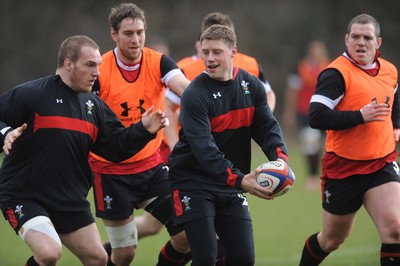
169, 68, 288, 192
0, 75, 155, 212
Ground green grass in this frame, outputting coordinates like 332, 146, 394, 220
0, 139, 380, 265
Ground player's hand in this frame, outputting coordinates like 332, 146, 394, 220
2, 123, 27, 155
240, 167, 274, 200
360, 101, 390, 123
141, 106, 168, 134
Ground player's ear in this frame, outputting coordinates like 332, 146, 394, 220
231, 46, 238, 58
64, 58, 73, 70
376, 36, 382, 49
110, 27, 118, 42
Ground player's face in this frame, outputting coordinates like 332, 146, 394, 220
345, 23, 381, 65
201, 39, 236, 81
112, 18, 146, 64
69, 46, 102, 93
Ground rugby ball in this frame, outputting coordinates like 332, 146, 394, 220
256, 160, 295, 197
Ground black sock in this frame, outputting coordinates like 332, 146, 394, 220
182, 251, 192, 265
299, 233, 329, 266
103, 242, 116, 266
381, 243, 400, 265
25, 256, 39, 266
157, 240, 191, 266
216, 238, 226, 265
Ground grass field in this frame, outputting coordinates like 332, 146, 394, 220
0, 138, 380, 265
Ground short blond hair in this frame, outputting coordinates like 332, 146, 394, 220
57, 35, 99, 67
200, 24, 236, 49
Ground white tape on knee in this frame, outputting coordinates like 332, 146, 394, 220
105, 220, 138, 248
18, 216, 61, 246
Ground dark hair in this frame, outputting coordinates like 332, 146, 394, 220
109, 3, 146, 32
347, 14, 380, 38
201, 12, 235, 33
57, 35, 99, 67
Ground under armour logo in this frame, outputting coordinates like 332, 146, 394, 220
213, 92, 222, 99
385, 96, 391, 108
121, 100, 146, 117
135, 99, 146, 114
371, 96, 391, 108
120, 102, 131, 117
56, 99, 63, 103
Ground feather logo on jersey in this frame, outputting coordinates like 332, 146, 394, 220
14, 205, 25, 219
86, 100, 94, 115
181, 195, 191, 211
104, 195, 113, 210
241, 80, 251, 94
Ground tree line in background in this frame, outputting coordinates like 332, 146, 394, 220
1, 0, 399, 116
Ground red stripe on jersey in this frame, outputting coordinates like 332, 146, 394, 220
93, 172, 105, 211
232, 67, 239, 79
173, 190, 183, 217
277, 147, 288, 163
33, 113, 98, 141
210, 107, 254, 133
89, 152, 163, 175
226, 167, 238, 187
6, 208, 18, 229
381, 251, 400, 258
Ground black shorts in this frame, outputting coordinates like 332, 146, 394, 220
172, 189, 251, 226
322, 162, 400, 215
3, 200, 94, 234
93, 164, 182, 236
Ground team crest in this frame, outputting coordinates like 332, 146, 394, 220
324, 190, 331, 204
393, 161, 400, 176
86, 100, 94, 115
241, 80, 251, 94
181, 195, 191, 211
14, 205, 25, 219
104, 195, 113, 210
